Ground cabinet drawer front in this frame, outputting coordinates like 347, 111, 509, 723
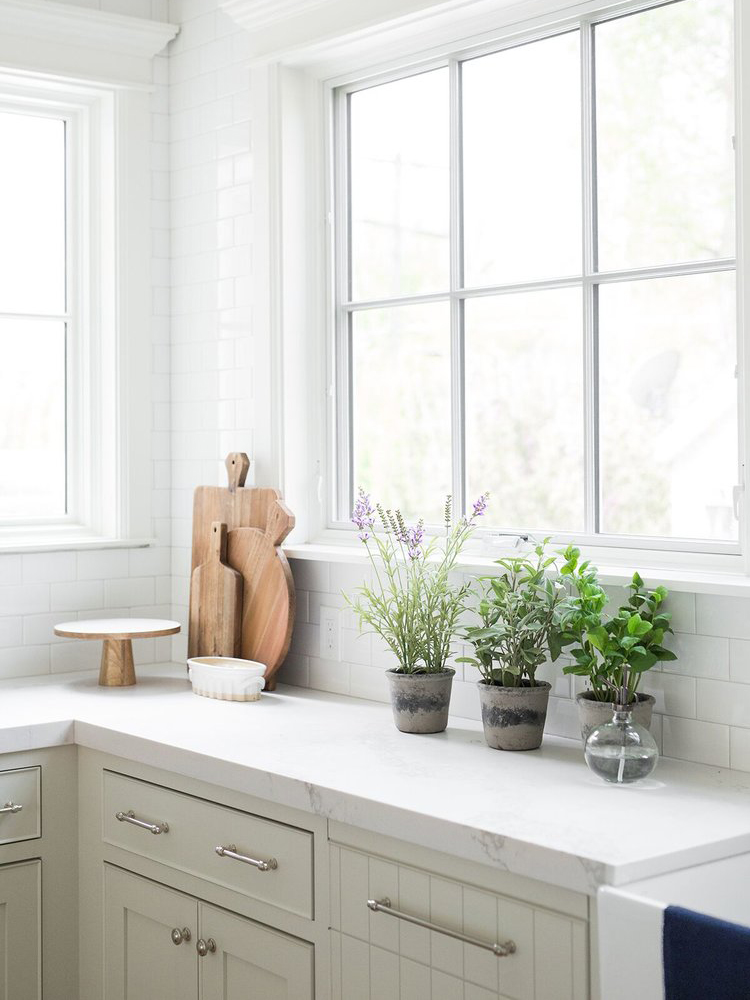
0, 767, 40, 846
102, 771, 313, 919
331, 844, 588, 1000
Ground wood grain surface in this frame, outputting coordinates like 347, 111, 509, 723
190, 453, 295, 573
226, 527, 295, 691
188, 521, 243, 659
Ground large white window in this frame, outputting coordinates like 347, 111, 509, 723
332, 0, 737, 553
0, 106, 71, 523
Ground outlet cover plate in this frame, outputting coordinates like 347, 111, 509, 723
319, 606, 340, 660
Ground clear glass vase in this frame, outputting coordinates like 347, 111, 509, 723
584, 705, 659, 784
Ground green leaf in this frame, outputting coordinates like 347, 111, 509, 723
626, 614, 652, 637
585, 626, 609, 652
629, 648, 658, 672
562, 664, 591, 676
652, 647, 677, 662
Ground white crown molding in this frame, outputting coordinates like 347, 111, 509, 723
220, 0, 335, 33
217, 0, 590, 65
218, 0, 479, 59
0, 0, 178, 85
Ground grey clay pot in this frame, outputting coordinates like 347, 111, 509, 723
576, 690, 655, 745
386, 668, 455, 734
477, 680, 551, 751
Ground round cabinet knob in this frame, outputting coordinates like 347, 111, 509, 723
171, 927, 191, 946
196, 938, 217, 957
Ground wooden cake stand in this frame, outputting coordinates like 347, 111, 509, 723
54, 618, 181, 687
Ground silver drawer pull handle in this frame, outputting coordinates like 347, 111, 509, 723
366, 898, 516, 958
215, 844, 278, 872
196, 938, 216, 957
115, 810, 169, 835
0, 802, 22, 815
171, 927, 191, 946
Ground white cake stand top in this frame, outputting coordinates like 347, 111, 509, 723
54, 619, 181, 641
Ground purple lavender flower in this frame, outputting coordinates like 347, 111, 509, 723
472, 494, 489, 519
352, 488, 375, 542
397, 521, 425, 559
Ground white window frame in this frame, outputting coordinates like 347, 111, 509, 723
0, 93, 80, 530
234, 0, 750, 579
0, 0, 177, 552
330, 0, 739, 559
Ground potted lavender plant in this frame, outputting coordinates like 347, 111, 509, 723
459, 542, 565, 750
348, 491, 488, 734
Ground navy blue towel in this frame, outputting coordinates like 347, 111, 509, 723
663, 904, 750, 999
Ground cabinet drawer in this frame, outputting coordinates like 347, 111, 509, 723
102, 771, 313, 919
331, 843, 588, 1000
0, 767, 40, 846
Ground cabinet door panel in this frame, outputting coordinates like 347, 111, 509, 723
104, 866, 197, 1000
0, 860, 41, 1000
199, 901, 314, 1000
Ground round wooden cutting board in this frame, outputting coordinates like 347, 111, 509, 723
226, 527, 295, 691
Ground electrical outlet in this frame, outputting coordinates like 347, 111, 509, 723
319, 606, 340, 660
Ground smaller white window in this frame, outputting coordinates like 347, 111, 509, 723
0, 105, 72, 525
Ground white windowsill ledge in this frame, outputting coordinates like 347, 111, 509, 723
0, 535, 153, 555
283, 542, 750, 598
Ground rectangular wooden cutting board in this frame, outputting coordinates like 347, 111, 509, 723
188, 522, 243, 659
191, 454, 295, 571
188, 453, 296, 689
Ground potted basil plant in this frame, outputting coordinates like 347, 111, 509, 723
459, 542, 565, 750
348, 491, 488, 734
553, 546, 677, 743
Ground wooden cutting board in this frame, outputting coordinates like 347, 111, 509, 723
191, 453, 295, 573
227, 527, 295, 691
188, 522, 243, 659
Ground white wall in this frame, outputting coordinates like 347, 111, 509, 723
3, 0, 750, 777
166, 0, 254, 663
0, 0, 172, 678
160, 0, 750, 774
281, 562, 750, 773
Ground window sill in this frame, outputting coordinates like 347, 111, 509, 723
0, 532, 153, 555
282, 541, 750, 598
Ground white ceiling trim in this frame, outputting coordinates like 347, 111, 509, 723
216, 0, 594, 65
217, 0, 485, 60
0, 0, 178, 85
220, 0, 336, 34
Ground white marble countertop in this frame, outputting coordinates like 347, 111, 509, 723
3, 662, 750, 895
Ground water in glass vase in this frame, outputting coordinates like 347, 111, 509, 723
584, 706, 659, 784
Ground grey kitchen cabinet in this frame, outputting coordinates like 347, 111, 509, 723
0, 859, 41, 1000
103, 865, 314, 1000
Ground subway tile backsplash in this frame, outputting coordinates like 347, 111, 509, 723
280, 557, 750, 775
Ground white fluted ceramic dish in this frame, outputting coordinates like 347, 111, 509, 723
187, 656, 266, 702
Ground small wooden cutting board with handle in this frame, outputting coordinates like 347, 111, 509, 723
227, 527, 295, 691
191, 453, 295, 572
188, 522, 243, 659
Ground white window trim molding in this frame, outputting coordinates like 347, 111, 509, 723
0, 2, 178, 552
227, 0, 750, 577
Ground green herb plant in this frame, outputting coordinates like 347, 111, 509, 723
554, 545, 676, 703
458, 542, 566, 687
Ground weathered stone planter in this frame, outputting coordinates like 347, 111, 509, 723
576, 690, 655, 745
386, 668, 455, 734
477, 680, 551, 751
